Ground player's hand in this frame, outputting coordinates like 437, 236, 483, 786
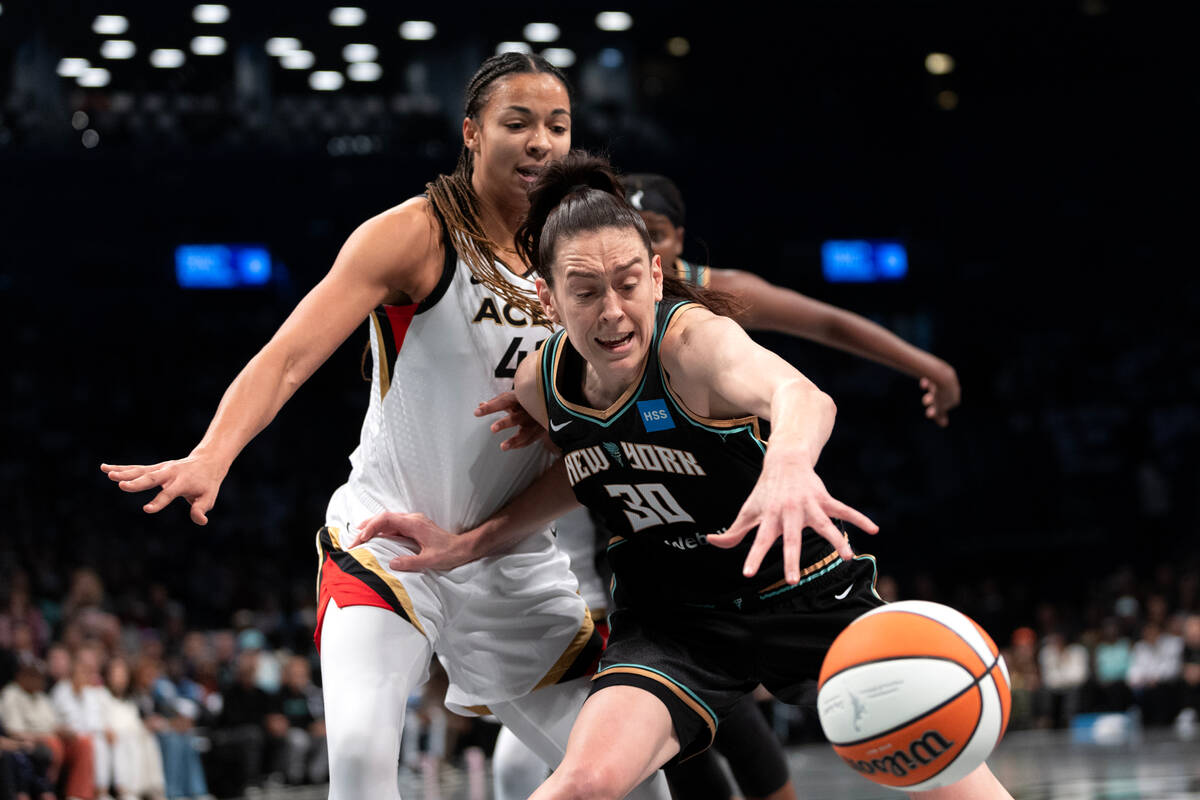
706, 444, 877, 583
920, 364, 961, 427
476, 390, 551, 451
100, 454, 227, 526
350, 511, 472, 572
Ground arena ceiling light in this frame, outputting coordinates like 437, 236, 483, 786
342, 43, 378, 62
93, 15, 129, 35
541, 48, 576, 68
266, 37, 301, 57
191, 35, 226, 55
100, 40, 136, 60
150, 48, 186, 68
398, 20, 436, 40
347, 62, 382, 82
57, 58, 91, 77
329, 7, 366, 27
925, 52, 955, 75
310, 70, 345, 91
667, 37, 690, 57
523, 23, 560, 43
496, 41, 532, 55
193, 4, 230, 24
595, 11, 632, 32
78, 67, 111, 87
281, 50, 315, 69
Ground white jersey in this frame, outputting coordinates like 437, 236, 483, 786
336, 218, 554, 532
320, 205, 597, 713
553, 507, 609, 613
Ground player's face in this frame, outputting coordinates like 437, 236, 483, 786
638, 210, 684, 271
465, 72, 571, 207
537, 227, 664, 393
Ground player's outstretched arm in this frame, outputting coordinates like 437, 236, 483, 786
101, 198, 442, 525
353, 354, 580, 570
662, 307, 878, 582
709, 268, 961, 426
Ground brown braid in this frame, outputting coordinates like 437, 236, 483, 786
425, 172, 549, 327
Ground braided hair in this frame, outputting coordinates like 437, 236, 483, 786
425, 53, 571, 325
516, 151, 739, 317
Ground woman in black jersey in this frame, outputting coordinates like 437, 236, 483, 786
358, 152, 1011, 800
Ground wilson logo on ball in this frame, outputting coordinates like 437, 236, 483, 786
843, 730, 955, 778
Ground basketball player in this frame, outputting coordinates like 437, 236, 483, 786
356, 152, 1012, 800
100, 57, 666, 800
487, 171, 968, 800
624, 172, 960, 427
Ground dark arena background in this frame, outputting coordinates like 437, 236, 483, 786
1, 2, 1196, 798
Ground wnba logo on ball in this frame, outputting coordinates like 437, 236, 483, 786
843, 730, 955, 778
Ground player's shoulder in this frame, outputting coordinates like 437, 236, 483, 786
336, 196, 444, 291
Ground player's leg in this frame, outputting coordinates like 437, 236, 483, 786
713, 694, 795, 800
525, 685, 679, 800
492, 725, 549, 800
319, 600, 431, 800
908, 764, 1011, 800
662, 749, 735, 800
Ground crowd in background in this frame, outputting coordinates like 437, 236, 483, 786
1, 554, 1197, 799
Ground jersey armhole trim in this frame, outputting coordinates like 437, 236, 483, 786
657, 302, 765, 445
414, 198, 457, 315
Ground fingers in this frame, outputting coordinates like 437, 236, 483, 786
782, 507, 802, 583
489, 413, 522, 434
811, 507, 854, 561
707, 509, 756, 550
499, 426, 543, 451
116, 473, 167, 493
189, 502, 210, 527
142, 489, 174, 515
389, 554, 425, 572
742, 514, 779, 578
825, 498, 878, 535
475, 391, 518, 418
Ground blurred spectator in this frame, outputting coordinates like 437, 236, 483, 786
0, 575, 51, 657
1092, 617, 1133, 712
1004, 627, 1042, 729
1178, 613, 1200, 735
1, 656, 95, 799
1127, 620, 1184, 725
1037, 633, 1089, 727
104, 657, 166, 800
276, 656, 326, 785
1, 715, 55, 800
51, 647, 115, 798
129, 659, 209, 800
205, 651, 284, 796
45, 647, 71, 687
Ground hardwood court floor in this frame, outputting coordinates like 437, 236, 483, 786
235, 728, 1200, 799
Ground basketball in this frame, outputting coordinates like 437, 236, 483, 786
816, 600, 1011, 791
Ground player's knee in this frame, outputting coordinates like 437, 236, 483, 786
553, 759, 629, 800
326, 729, 388, 778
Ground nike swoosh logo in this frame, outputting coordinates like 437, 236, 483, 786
834, 584, 853, 600
549, 419, 571, 431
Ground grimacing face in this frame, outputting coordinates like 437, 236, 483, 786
537, 226, 663, 399
464, 72, 571, 208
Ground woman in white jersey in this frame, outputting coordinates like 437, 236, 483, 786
100, 54, 666, 800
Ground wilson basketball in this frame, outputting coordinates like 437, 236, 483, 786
816, 600, 1011, 791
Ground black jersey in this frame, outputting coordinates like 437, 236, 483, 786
539, 299, 837, 610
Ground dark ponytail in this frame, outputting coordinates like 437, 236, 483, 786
516, 151, 740, 318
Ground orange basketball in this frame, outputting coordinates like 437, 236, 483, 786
816, 600, 1011, 791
